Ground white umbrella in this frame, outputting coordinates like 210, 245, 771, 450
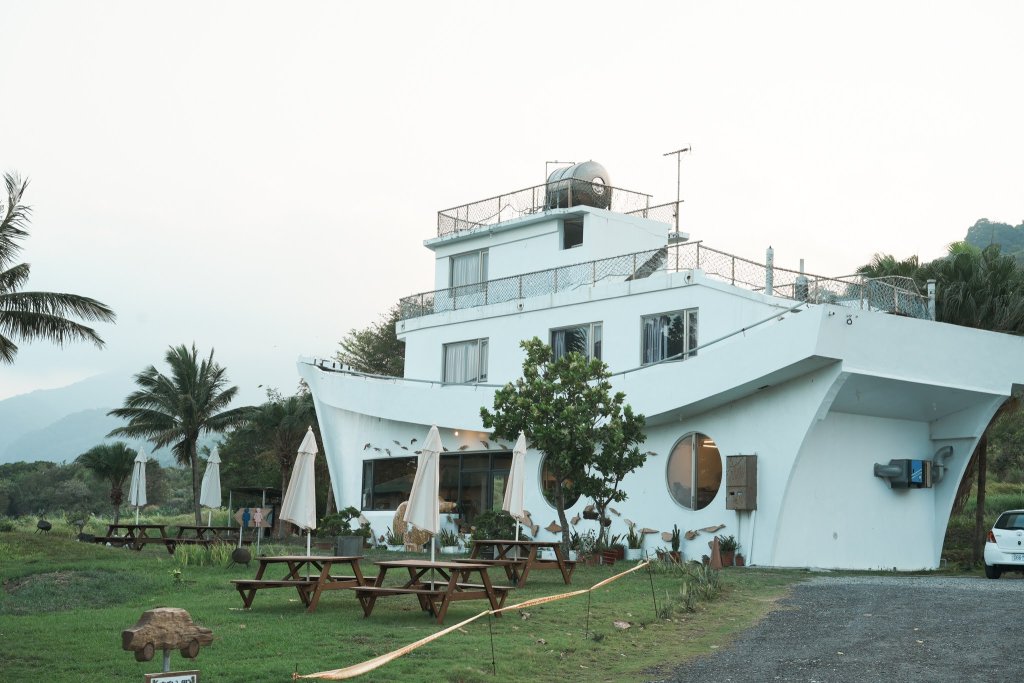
404, 425, 442, 564
199, 447, 222, 526
280, 427, 318, 555
127, 447, 148, 525
502, 431, 528, 541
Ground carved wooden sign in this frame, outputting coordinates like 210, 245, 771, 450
122, 608, 213, 662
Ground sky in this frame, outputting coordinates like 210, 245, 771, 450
2, 1, 1023, 404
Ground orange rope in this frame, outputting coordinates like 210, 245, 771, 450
295, 560, 651, 680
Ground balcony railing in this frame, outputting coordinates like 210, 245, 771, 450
398, 241, 932, 321
436, 180, 654, 237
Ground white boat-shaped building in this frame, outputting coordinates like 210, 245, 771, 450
299, 162, 1024, 570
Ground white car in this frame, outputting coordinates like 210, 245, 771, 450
984, 509, 1024, 579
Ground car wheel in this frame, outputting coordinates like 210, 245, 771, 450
180, 638, 200, 659
984, 562, 1002, 579
135, 642, 155, 662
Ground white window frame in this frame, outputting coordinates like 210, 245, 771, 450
442, 338, 489, 384
449, 249, 488, 288
641, 308, 698, 365
550, 322, 602, 361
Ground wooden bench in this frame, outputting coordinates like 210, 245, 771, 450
452, 557, 526, 584
92, 535, 130, 546
230, 579, 316, 608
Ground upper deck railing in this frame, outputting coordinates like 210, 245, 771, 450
436, 179, 655, 237
398, 241, 932, 322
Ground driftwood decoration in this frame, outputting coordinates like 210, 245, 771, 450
122, 608, 213, 662
545, 521, 562, 533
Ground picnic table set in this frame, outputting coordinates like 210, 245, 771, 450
229, 538, 576, 625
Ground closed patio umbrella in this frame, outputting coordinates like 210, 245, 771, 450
403, 425, 442, 564
502, 431, 528, 541
280, 427, 319, 555
127, 447, 148, 525
199, 447, 222, 526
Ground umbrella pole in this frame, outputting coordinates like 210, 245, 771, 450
135, 507, 139, 525
306, 529, 311, 556
207, 510, 212, 526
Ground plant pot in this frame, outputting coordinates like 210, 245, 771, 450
440, 545, 460, 555
735, 554, 745, 567
624, 547, 644, 561
334, 535, 364, 557
720, 550, 735, 567
612, 546, 625, 560
386, 544, 404, 552
668, 550, 682, 563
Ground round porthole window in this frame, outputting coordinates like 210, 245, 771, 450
666, 432, 722, 510
540, 456, 580, 510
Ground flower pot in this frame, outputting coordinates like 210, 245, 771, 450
386, 544, 404, 552
735, 554, 745, 567
720, 550, 735, 567
668, 550, 682, 563
334, 535, 364, 557
624, 548, 644, 561
440, 545, 460, 555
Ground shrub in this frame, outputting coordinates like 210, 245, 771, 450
469, 510, 518, 541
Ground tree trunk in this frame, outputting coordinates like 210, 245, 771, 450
190, 440, 202, 525
972, 433, 988, 565
111, 484, 121, 525
555, 484, 571, 552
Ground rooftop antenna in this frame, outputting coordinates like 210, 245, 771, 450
545, 160, 575, 184
663, 146, 691, 233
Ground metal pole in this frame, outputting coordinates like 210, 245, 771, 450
663, 146, 691, 233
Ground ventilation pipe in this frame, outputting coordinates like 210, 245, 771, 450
765, 246, 774, 295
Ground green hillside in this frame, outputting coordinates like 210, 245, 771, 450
965, 218, 1024, 261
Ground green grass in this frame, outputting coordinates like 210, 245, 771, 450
0, 529, 805, 682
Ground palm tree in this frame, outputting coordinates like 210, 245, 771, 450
76, 442, 137, 524
224, 392, 325, 533
107, 344, 254, 524
0, 173, 116, 363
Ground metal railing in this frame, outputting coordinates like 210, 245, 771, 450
436, 180, 654, 237
399, 241, 931, 321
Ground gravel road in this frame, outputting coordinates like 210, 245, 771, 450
651, 573, 1024, 683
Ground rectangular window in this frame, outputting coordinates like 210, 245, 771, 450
449, 249, 488, 287
361, 457, 417, 511
443, 338, 489, 383
562, 218, 584, 249
641, 309, 698, 365
361, 451, 512, 520
551, 322, 602, 361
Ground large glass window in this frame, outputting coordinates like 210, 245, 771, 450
642, 309, 698, 365
442, 339, 488, 383
666, 432, 722, 510
551, 322, 602, 361
363, 451, 510, 522
361, 457, 418, 511
540, 456, 580, 509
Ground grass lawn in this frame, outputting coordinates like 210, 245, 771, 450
0, 529, 805, 682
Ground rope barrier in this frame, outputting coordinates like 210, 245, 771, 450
294, 561, 651, 680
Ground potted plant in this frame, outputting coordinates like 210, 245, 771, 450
668, 524, 682, 563
469, 510, 519, 557
718, 535, 738, 567
438, 527, 461, 554
318, 506, 371, 556
382, 526, 404, 552
625, 525, 644, 561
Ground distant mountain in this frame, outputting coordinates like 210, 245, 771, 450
0, 373, 212, 465
965, 219, 1024, 262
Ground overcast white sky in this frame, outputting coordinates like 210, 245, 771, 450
2, 1, 1023, 403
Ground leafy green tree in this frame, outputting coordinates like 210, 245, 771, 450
481, 338, 647, 550
75, 442, 137, 524
337, 304, 405, 376
107, 344, 254, 524
0, 172, 115, 363
222, 391, 327, 533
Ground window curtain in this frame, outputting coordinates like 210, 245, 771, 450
444, 340, 484, 383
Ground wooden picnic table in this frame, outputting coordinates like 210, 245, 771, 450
172, 524, 238, 548
466, 539, 576, 588
355, 559, 512, 625
231, 555, 371, 613
92, 523, 174, 554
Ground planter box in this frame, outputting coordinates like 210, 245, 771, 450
440, 546, 460, 555
334, 535, 364, 557
624, 548, 644, 561
386, 544, 404, 552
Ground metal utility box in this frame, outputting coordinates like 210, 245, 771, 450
726, 455, 757, 510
